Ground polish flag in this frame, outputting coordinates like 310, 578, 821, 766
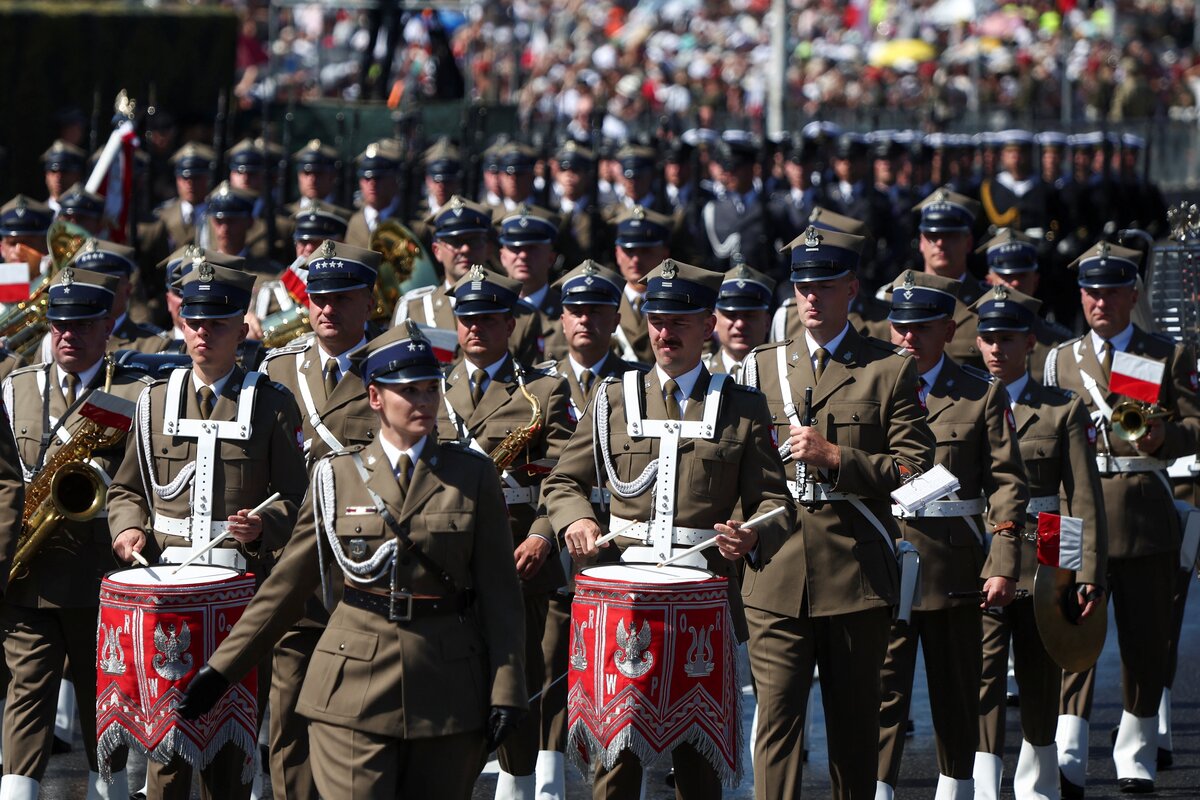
79, 390, 136, 432
418, 324, 458, 363
280, 261, 309, 307
1037, 513, 1084, 571
88, 118, 138, 244
1109, 351, 1165, 404
0, 263, 30, 303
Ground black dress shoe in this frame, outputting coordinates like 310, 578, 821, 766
261, 744, 271, 774
51, 735, 71, 754
1060, 770, 1086, 800
665, 769, 675, 788
1158, 747, 1173, 770
1007, 692, 1020, 707
1117, 777, 1154, 793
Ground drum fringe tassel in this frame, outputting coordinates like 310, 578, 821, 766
97, 716, 256, 784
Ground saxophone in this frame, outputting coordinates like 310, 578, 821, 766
10, 357, 125, 581
489, 369, 544, 472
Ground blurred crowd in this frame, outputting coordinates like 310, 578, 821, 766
219, 0, 1200, 131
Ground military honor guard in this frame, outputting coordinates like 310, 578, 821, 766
55, 184, 106, 236
875, 270, 1029, 799
345, 141, 403, 250
706, 264, 774, 380
740, 228, 934, 800
415, 138, 462, 221
223, 139, 279, 261
435, 266, 574, 798
394, 195, 494, 332
151, 143, 215, 252
543, 259, 793, 799
65, 240, 170, 354
979, 131, 1064, 250
256, 240, 382, 800
204, 182, 279, 275
699, 134, 774, 273
107, 257, 306, 800
977, 228, 1072, 382
498, 205, 567, 365
913, 188, 988, 369
0, 269, 121, 800
611, 206, 673, 364
177, 323, 528, 799
0, 196, 53, 274
1045, 243, 1200, 795
968, 285, 1107, 799
496, 145, 541, 211
41, 141, 87, 215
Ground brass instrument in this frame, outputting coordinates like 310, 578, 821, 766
369, 220, 428, 321
0, 219, 91, 360
1110, 400, 1172, 441
10, 357, 123, 581
261, 305, 312, 349
489, 372, 544, 472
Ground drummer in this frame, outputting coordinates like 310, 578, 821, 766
967, 285, 1107, 799
177, 322, 528, 800
542, 259, 792, 799
108, 255, 306, 800
0, 268, 137, 799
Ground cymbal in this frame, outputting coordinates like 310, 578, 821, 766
1033, 564, 1108, 673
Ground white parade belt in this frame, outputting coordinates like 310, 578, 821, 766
891, 497, 986, 518
153, 513, 231, 540
787, 480, 859, 503
608, 515, 713, 546
1094, 455, 1169, 474
1027, 495, 1060, 515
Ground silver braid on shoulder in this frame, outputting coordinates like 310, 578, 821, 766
317, 457, 396, 583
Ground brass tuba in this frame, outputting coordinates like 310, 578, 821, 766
10, 357, 124, 581
1110, 400, 1172, 441
369, 220, 427, 321
0, 219, 91, 360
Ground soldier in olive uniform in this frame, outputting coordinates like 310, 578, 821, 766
345, 142, 403, 250
545, 259, 793, 799
435, 266, 574, 797
705, 264, 774, 380
611, 206, 673, 364
224, 139, 278, 261
66, 240, 170, 354
913, 188, 988, 369
740, 228, 934, 800
1045, 243, 1200, 795
108, 259, 306, 800
40, 141, 86, 214
0, 196, 53, 276
498, 205, 567, 365
530, 261, 641, 798
967, 286, 1107, 800
977, 228, 1072, 383
877, 270, 1029, 800
149, 144, 214, 253
551, 141, 601, 266
55, 184, 105, 236
256, 240, 382, 800
0, 269, 130, 800
204, 182, 279, 277
496, 145, 541, 212
394, 196, 494, 334
412, 138, 462, 223
178, 323, 528, 799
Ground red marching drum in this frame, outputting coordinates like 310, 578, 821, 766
96, 565, 258, 782
567, 564, 742, 785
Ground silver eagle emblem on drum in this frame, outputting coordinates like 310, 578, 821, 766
153, 621, 193, 681
97, 623, 126, 676
614, 619, 654, 679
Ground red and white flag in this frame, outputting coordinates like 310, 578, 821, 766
78, 391, 136, 432
1037, 513, 1084, 571
1109, 351, 1165, 404
87, 118, 138, 244
419, 324, 458, 363
0, 263, 30, 303
280, 262, 309, 307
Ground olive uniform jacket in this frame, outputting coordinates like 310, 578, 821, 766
775, 295, 894, 344
903, 358, 1029, 609
152, 200, 198, 252
1029, 316, 1072, 384
616, 292, 652, 364
542, 367, 794, 642
32, 316, 171, 366
106, 366, 307, 564
262, 333, 377, 467
0, 414, 22, 595
3, 363, 151, 608
395, 290, 546, 367
511, 286, 568, 366
437, 354, 574, 595
741, 330, 935, 617
945, 279, 987, 370
206, 438, 528, 739
1011, 380, 1107, 590
1045, 328, 1200, 559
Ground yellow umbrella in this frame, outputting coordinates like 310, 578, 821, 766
867, 39, 938, 67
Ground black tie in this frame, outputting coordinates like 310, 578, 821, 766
396, 453, 412, 497
663, 378, 680, 421
198, 387, 215, 420
814, 348, 829, 382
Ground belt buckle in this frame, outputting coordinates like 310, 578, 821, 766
388, 591, 414, 622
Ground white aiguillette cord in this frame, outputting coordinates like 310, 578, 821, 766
170, 491, 282, 574
655, 505, 788, 568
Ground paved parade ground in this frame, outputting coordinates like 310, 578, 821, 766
28, 581, 1200, 798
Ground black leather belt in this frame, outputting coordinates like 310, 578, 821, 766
342, 585, 474, 622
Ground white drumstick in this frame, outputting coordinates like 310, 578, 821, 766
130, 551, 149, 567
593, 518, 645, 547
171, 492, 282, 574
656, 506, 788, 568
